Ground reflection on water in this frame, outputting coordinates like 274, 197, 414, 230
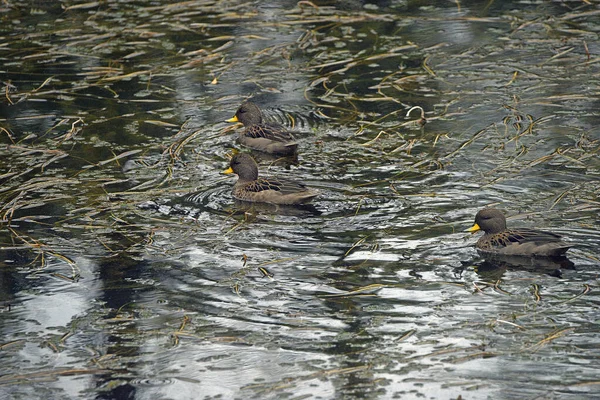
1, 0, 599, 399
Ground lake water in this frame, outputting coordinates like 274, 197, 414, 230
1, 1, 599, 399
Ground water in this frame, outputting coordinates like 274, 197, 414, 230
1, 0, 599, 399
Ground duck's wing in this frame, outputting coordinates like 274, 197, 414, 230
245, 123, 296, 142
505, 228, 563, 244
243, 177, 306, 194
488, 228, 571, 257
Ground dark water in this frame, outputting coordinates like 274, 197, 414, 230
1, 0, 599, 399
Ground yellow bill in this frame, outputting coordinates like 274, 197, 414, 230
226, 115, 239, 123
223, 167, 234, 174
466, 223, 480, 233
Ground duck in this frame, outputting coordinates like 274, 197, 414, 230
467, 208, 572, 257
223, 153, 317, 205
226, 101, 298, 155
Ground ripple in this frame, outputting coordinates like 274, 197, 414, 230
129, 377, 176, 386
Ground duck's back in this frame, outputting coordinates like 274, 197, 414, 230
240, 123, 297, 155
478, 228, 571, 257
233, 177, 317, 205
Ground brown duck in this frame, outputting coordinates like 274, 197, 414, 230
467, 208, 572, 257
226, 101, 298, 155
223, 153, 317, 205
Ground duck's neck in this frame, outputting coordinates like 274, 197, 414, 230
238, 163, 259, 181
244, 112, 262, 126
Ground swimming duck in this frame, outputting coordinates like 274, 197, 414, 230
223, 153, 317, 205
467, 208, 571, 257
226, 101, 298, 155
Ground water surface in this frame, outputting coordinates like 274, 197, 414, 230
1, 1, 599, 399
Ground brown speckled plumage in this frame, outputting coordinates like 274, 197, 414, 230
224, 153, 317, 205
227, 102, 298, 155
468, 208, 571, 257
